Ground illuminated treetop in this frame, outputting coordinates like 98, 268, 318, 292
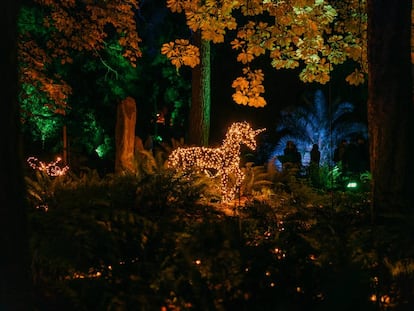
162, 0, 367, 107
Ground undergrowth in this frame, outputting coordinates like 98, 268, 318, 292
24, 154, 413, 311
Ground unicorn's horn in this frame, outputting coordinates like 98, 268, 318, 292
254, 128, 266, 135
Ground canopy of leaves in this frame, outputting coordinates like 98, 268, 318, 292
18, 0, 142, 114
162, 0, 367, 107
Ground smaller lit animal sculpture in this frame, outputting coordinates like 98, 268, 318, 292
167, 122, 265, 202
27, 156, 69, 176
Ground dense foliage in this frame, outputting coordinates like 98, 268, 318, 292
25, 155, 414, 310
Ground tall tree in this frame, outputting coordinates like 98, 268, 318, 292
1, 0, 32, 309
367, 0, 413, 214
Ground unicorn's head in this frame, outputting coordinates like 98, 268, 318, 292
225, 122, 266, 150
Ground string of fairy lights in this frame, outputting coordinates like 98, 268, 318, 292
168, 121, 265, 202
27, 156, 69, 176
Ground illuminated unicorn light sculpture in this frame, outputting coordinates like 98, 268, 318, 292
167, 122, 265, 202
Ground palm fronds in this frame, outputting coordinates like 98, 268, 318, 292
270, 89, 367, 169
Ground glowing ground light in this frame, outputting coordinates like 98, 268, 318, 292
27, 156, 69, 176
347, 181, 358, 188
167, 122, 265, 202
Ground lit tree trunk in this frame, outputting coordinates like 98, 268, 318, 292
0, 0, 32, 309
367, 0, 414, 215
115, 96, 137, 174
189, 30, 211, 146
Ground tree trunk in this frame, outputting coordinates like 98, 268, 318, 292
0, 0, 32, 309
115, 96, 137, 174
189, 30, 211, 146
367, 0, 414, 214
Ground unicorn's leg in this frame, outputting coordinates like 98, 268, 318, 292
234, 168, 244, 188
230, 168, 244, 201
220, 174, 232, 202
220, 167, 239, 202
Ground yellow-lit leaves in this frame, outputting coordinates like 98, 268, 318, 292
185, 2, 238, 43
166, 0, 184, 13
161, 39, 200, 69
166, 0, 368, 96
237, 51, 255, 64
345, 69, 365, 86
291, 25, 305, 36
200, 20, 230, 43
232, 21, 271, 64
271, 58, 300, 70
232, 68, 266, 107
167, 0, 239, 45
298, 59, 331, 84
231, 38, 245, 50
345, 44, 364, 62
240, 0, 264, 16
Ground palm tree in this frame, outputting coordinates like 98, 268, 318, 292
270, 89, 368, 170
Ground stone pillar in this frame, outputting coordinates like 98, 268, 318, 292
115, 97, 137, 174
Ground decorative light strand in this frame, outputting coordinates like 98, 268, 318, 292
167, 122, 265, 202
27, 156, 69, 176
